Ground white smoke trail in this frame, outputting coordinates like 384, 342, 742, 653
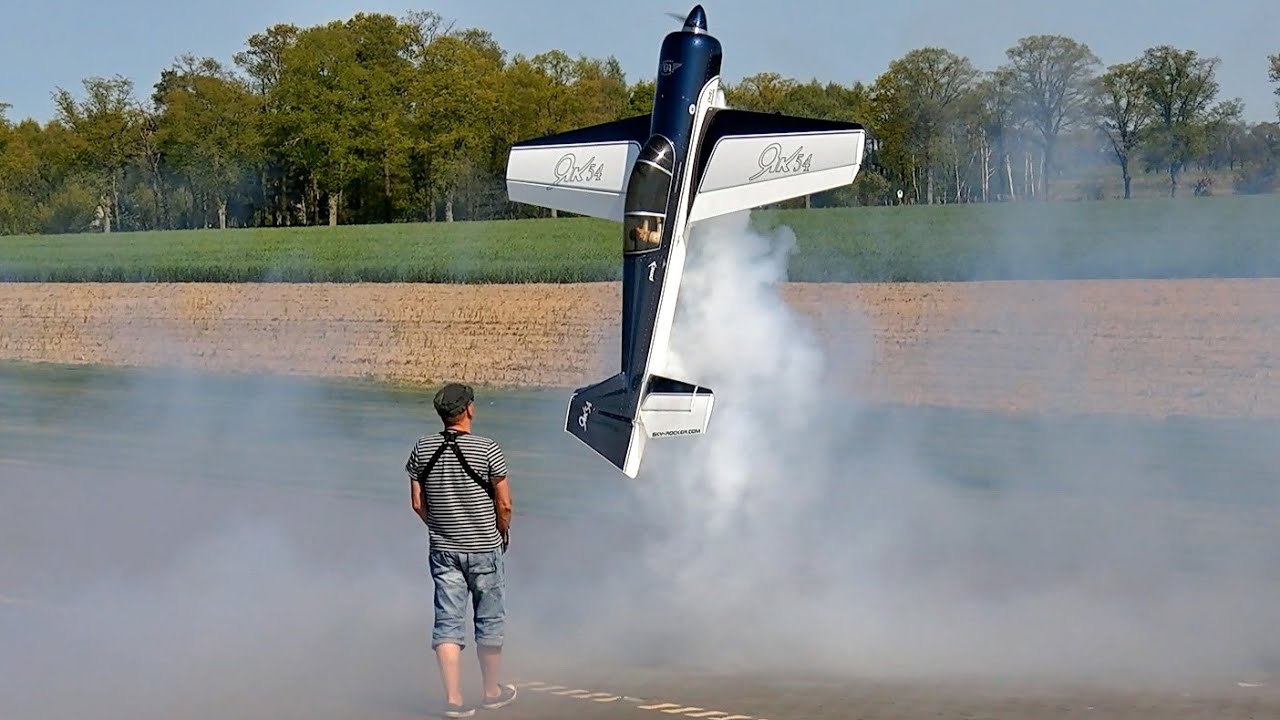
651, 210, 837, 532
608, 208, 1280, 685
618, 210, 887, 670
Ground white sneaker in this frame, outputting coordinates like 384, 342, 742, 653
481, 684, 517, 710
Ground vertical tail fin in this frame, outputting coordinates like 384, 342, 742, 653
565, 373, 646, 477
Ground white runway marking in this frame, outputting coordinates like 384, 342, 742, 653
513, 680, 773, 719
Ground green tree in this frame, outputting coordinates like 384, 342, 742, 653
12, 11, 1280, 235
625, 79, 655, 116
233, 22, 299, 226
1231, 121, 1279, 193
1093, 61, 1152, 199
1137, 46, 1234, 197
412, 29, 507, 221
52, 75, 143, 232
2, 118, 91, 233
344, 13, 418, 224
153, 55, 261, 229
1002, 35, 1100, 199
870, 47, 980, 204
569, 55, 631, 124
0, 108, 17, 232
725, 72, 796, 110
781, 79, 873, 206
1269, 53, 1280, 120
272, 19, 378, 225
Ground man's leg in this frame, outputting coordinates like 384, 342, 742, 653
468, 550, 516, 708
478, 645, 501, 697
435, 644, 464, 706
429, 550, 472, 714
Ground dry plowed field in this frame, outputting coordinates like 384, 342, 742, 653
3, 279, 1279, 417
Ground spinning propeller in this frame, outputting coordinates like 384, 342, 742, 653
664, 5, 707, 33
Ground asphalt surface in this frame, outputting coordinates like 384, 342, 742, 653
5, 363, 1280, 719
4, 456, 1279, 720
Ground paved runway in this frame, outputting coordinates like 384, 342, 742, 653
4, 457, 1279, 720
5, 363, 1280, 719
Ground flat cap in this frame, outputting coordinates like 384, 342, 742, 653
433, 382, 474, 418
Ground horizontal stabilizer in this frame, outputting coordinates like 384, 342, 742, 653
689, 109, 867, 222
639, 374, 714, 438
506, 115, 652, 222
564, 373, 645, 477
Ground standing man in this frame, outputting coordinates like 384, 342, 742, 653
406, 382, 517, 718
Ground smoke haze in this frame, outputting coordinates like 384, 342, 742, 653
556, 208, 1280, 686
0, 368, 436, 720
3, 204, 1280, 720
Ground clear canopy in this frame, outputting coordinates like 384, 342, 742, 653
623, 135, 675, 254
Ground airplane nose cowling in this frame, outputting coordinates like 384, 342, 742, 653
683, 5, 707, 34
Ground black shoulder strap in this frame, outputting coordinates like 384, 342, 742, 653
415, 429, 494, 500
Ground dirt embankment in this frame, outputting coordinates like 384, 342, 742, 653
2, 279, 1278, 417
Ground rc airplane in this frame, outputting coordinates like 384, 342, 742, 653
504, 5, 867, 477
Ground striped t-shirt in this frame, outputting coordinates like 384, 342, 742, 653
405, 430, 508, 553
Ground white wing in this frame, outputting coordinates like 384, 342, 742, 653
505, 115, 651, 222
688, 110, 867, 223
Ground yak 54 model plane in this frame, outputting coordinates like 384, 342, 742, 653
504, 5, 867, 478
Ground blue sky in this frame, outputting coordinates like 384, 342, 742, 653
2, 0, 1278, 124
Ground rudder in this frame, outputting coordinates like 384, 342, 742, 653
640, 374, 715, 439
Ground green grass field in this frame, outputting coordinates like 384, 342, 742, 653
2, 194, 1277, 283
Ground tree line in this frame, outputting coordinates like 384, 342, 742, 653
1, 11, 1278, 235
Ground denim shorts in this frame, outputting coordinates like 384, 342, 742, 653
428, 548, 505, 650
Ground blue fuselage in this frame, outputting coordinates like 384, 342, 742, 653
650, 28, 723, 167
618, 28, 723, 405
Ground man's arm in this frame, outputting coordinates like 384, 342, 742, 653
405, 442, 430, 526
486, 440, 512, 548
410, 476, 429, 526
491, 476, 511, 546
